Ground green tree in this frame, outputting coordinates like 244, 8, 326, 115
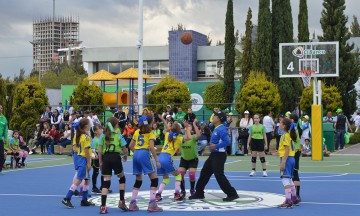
41, 67, 87, 89
10, 79, 48, 134
0, 78, 6, 111
298, 0, 310, 42
272, 0, 302, 113
235, 72, 281, 116
320, 0, 360, 116
350, 15, 360, 37
223, 0, 236, 109
71, 79, 105, 114
13, 68, 26, 85
255, 0, 272, 77
147, 76, 191, 114
5, 83, 16, 120
240, 8, 253, 85
203, 82, 228, 111
70, 50, 87, 75
300, 83, 342, 115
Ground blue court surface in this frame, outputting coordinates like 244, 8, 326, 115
0, 156, 359, 216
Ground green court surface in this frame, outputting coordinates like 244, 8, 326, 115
22, 154, 360, 174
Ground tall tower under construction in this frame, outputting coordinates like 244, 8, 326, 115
32, 16, 80, 73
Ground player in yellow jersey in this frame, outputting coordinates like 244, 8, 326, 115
277, 118, 299, 209
62, 118, 94, 208
155, 123, 190, 201
129, 114, 162, 212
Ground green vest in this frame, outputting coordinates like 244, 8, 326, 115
0, 114, 8, 141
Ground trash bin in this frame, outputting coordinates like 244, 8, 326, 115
323, 123, 335, 152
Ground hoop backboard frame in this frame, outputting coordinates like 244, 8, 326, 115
279, 41, 339, 78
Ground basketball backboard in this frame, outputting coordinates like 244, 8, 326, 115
279, 42, 339, 78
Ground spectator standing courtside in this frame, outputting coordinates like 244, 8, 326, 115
189, 111, 239, 201
334, 108, 352, 150
0, 104, 8, 174
263, 111, 275, 155
239, 110, 253, 155
113, 107, 127, 131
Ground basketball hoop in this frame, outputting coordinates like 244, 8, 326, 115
299, 70, 315, 87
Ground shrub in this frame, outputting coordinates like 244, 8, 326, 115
203, 82, 228, 111
235, 71, 281, 116
300, 83, 342, 115
10, 79, 49, 134
71, 79, 105, 113
147, 76, 191, 113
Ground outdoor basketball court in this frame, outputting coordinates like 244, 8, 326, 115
1, 154, 359, 216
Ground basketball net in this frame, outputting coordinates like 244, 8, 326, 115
299, 70, 315, 87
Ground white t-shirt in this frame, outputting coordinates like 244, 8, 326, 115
64, 130, 71, 140
87, 116, 94, 128
239, 118, 253, 129
92, 115, 101, 125
263, 115, 275, 133
69, 107, 74, 115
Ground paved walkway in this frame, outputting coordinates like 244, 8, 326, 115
332, 143, 360, 155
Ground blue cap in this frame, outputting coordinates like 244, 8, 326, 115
138, 116, 149, 125
200, 121, 205, 125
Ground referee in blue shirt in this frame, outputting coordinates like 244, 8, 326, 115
189, 111, 239, 201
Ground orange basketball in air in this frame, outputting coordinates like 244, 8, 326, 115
180, 32, 193, 45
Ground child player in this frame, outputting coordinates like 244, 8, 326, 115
277, 118, 299, 208
129, 114, 162, 212
98, 117, 129, 214
177, 119, 201, 197
91, 125, 103, 194
62, 118, 94, 208
155, 123, 190, 201
289, 114, 302, 202
247, 114, 268, 177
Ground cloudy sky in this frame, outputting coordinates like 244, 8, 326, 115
0, 0, 359, 79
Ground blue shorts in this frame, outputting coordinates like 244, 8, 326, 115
76, 156, 89, 180
133, 149, 155, 175
73, 152, 78, 170
157, 153, 176, 176
280, 156, 295, 178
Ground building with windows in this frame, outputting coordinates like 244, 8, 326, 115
31, 16, 80, 74
83, 30, 239, 82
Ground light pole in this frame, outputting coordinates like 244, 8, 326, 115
137, 0, 144, 115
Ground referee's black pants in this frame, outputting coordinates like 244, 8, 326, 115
195, 152, 237, 197
0, 140, 4, 172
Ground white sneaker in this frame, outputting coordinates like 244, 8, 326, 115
29, 151, 33, 155
249, 170, 256, 176
263, 171, 268, 177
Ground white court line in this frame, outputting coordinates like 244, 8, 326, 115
225, 178, 360, 182
2, 163, 74, 173
27, 158, 67, 163
301, 201, 360, 206
0, 194, 63, 197
223, 173, 349, 179
225, 160, 242, 165
266, 163, 350, 168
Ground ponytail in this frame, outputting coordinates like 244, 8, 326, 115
105, 117, 118, 146
75, 118, 90, 147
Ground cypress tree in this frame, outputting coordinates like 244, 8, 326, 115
224, 0, 235, 109
255, 0, 272, 77
350, 15, 360, 37
272, 0, 302, 113
298, 0, 310, 42
320, 0, 359, 116
241, 7, 253, 84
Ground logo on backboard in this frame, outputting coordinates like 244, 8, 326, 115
88, 190, 284, 211
292, 46, 326, 58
